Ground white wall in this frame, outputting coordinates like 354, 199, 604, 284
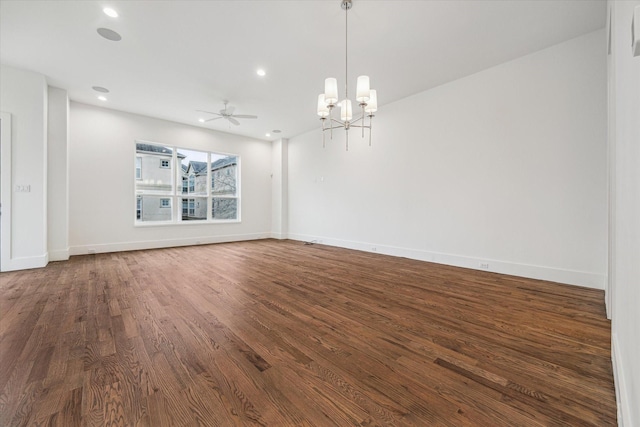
608, 2, 640, 425
288, 29, 607, 289
271, 138, 288, 238
47, 86, 69, 261
0, 64, 48, 270
68, 102, 272, 254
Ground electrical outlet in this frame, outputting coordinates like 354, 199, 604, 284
88, 249, 96, 255
372, 247, 377, 252
479, 262, 489, 269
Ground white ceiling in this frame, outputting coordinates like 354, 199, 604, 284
0, 0, 606, 142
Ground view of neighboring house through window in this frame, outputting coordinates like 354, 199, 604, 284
135, 141, 240, 224
179, 148, 208, 221
211, 153, 239, 219
136, 156, 142, 180
134, 143, 175, 222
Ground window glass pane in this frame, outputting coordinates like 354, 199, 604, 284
135, 143, 173, 193
136, 157, 142, 180
211, 155, 238, 196
181, 197, 207, 221
136, 195, 173, 222
178, 149, 208, 196
212, 198, 237, 220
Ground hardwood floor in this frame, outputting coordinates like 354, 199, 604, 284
0, 239, 616, 426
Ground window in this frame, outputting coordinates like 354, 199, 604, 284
135, 141, 240, 224
211, 155, 239, 220
136, 157, 142, 180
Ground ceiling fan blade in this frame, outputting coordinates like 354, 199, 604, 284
232, 115, 258, 119
196, 110, 221, 116
205, 117, 223, 122
227, 117, 240, 126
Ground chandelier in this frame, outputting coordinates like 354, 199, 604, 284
316, 0, 378, 150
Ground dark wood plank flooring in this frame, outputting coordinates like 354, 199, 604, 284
0, 239, 616, 426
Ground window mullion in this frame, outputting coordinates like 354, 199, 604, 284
207, 152, 212, 221
173, 147, 178, 223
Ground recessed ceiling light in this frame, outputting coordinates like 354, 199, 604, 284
92, 86, 110, 93
97, 28, 122, 41
198, 118, 205, 123
103, 7, 118, 18
272, 129, 281, 133
265, 133, 271, 137
98, 96, 107, 101
256, 69, 266, 77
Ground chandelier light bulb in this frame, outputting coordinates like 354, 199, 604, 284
340, 99, 353, 121
317, 94, 330, 117
356, 76, 370, 103
324, 78, 338, 105
365, 90, 378, 113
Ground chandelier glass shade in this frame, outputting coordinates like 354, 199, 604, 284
316, 0, 378, 150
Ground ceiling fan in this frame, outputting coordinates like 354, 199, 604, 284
197, 100, 258, 126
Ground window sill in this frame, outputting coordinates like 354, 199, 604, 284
134, 219, 241, 227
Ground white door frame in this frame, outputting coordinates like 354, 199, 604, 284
0, 112, 12, 272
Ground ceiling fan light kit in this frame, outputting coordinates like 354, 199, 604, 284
197, 100, 258, 127
317, 0, 378, 151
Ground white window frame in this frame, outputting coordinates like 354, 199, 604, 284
134, 140, 240, 226
160, 159, 170, 168
160, 198, 171, 208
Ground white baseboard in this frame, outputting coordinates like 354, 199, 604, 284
287, 233, 605, 290
49, 248, 70, 262
612, 332, 631, 427
69, 232, 271, 256
270, 232, 287, 240
1, 253, 48, 271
